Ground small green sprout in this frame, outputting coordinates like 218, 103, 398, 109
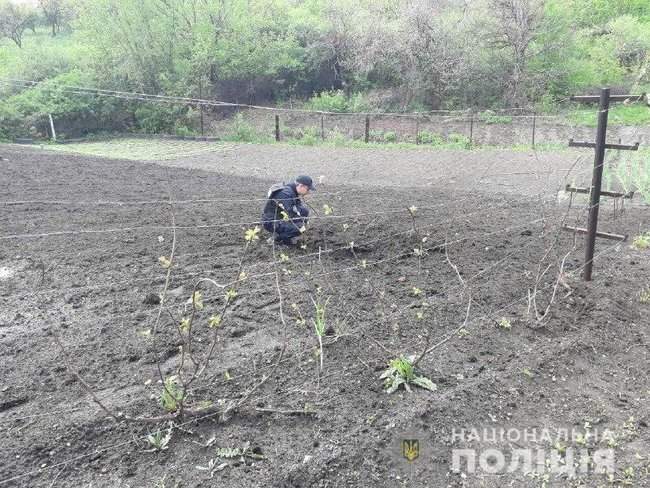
208, 315, 222, 328
498, 317, 512, 330
146, 426, 172, 452
639, 287, 650, 304
632, 231, 650, 250
244, 226, 260, 242
323, 204, 333, 215
311, 297, 329, 371
158, 256, 172, 268
412, 287, 422, 296
279, 252, 289, 262
189, 291, 204, 310
179, 317, 191, 332
225, 289, 238, 302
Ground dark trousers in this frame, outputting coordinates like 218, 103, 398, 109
263, 219, 305, 243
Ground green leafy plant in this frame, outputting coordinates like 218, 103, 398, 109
310, 297, 329, 372
417, 131, 443, 145
447, 133, 471, 148
640, 287, 650, 304
498, 317, 512, 329
146, 425, 172, 451
215, 441, 264, 461
160, 376, 183, 412
632, 231, 650, 250
226, 113, 266, 143
380, 355, 437, 393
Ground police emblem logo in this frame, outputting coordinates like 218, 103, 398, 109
401, 439, 420, 462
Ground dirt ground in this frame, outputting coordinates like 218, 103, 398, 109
0, 142, 648, 488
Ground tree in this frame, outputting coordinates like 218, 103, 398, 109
0, 1, 38, 48
486, 0, 547, 107
38, 0, 75, 36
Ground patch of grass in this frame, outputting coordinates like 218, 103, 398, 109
604, 151, 650, 203
41, 138, 226, 160
26, 133, 580, 162
567, 103, 650, 127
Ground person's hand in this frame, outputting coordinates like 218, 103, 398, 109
299, 225, 307, 233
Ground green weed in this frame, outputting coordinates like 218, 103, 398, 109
380, 355, 437, 394
160, 376, 183, 412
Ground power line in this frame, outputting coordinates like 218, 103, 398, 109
0, 77, 610, 119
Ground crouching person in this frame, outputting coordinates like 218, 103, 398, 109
261, 175, 315, 245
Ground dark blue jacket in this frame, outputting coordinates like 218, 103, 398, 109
262, 182, 308, 223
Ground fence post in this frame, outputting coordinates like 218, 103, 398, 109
531, 112, 536, 149
583, 88, 610, 281
364, 115, 370, 143
48, 114, 57, 142
199, 80, 204, 137
275, 114, 280, 142
468, 112, 474, 147
321, 113, 325, 140
415, 114, 420, 144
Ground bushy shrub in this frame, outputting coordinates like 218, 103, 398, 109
225, 113, 268, 143
417, 131, 444, 145
134, 103, 189, 134
447, 133, 471, 148
306, 90, 370, 113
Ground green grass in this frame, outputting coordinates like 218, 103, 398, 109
603, 149, 650, 204
17, 136, 576, 164
41, 138, 229, 160
567, 103, 650, 127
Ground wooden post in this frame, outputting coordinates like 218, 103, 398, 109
321, 113, 325, 140
199, 80, 204, 137
415, 114, 420, 144
583, 88, 610, 281
48, 114, 57, 142
531, 112, 536, 149
364, 115, 370, 143
275, 114, 280, 142
468, 112, 474, 147
565, 89, 641, 281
